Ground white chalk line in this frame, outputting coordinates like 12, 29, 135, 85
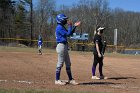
0, 79, 140, 90
110, 85, 139, 89
0, 79, 33, 84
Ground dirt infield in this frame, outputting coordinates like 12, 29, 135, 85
0, 48, 140, 93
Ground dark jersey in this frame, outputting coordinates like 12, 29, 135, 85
93, 34, 103, 54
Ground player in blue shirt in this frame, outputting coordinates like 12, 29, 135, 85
55, 14, 81, 85
38, 35, 43, 55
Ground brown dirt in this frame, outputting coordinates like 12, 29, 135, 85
0, 50, 140, 93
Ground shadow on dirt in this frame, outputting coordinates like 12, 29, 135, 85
79, 82, 121, 85
108, 77, 136, 80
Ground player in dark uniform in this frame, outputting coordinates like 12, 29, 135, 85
91, 26, 107, 80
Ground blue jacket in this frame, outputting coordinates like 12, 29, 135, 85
55, 24, 76, 43
38, 38, 43, 46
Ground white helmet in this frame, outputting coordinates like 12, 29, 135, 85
97, 27, 105, 31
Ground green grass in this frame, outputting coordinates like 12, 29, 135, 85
105, 52, 140, 57
0, 46, 36, 52
0, 46, 56, 53
75, 50, 140, 57
0, 46, 139, 58
0, 89, 104, 93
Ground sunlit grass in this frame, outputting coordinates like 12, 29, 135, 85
0, 46, 139, 57
0, 46, 56, 53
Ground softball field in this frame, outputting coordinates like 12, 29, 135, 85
0, 47, 140, 93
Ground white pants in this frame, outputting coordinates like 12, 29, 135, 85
56, 43, 71, 68
38, 45, 42, 50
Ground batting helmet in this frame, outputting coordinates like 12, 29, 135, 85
56, 14, 68, 24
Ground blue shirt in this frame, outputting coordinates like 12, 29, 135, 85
38, 39, 43, 46
55, 24, 76, 43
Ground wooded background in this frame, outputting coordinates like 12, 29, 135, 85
0, 0, 140, 48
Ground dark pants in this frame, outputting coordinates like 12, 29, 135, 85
92, 53, 103, 76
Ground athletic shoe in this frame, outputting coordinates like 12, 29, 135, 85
91, 76, 100, 80
55, 80, 66, 85
100, 76, 108, 79
38, 52, 42, 55
69, 79, 79, 85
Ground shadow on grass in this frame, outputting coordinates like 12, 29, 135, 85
108, 77, 136, 80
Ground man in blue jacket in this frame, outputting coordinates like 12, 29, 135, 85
55, 14, 81, 85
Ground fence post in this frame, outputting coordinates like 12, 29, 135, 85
114, 29, 118, 53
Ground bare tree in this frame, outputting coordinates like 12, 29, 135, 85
34, 0, 56, 41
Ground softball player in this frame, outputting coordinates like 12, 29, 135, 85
92, 26, 107, 80
55, 14, 81, 85
38, 35, 43, 55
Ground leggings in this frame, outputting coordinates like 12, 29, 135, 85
92, 53, 103, 76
